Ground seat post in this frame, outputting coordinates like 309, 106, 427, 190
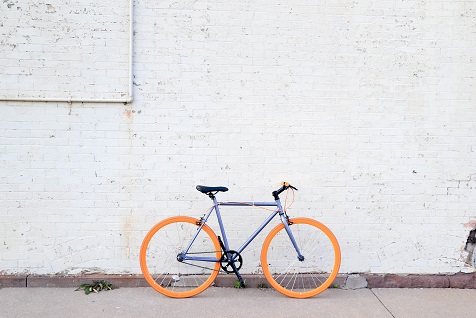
207, 192, 216, 200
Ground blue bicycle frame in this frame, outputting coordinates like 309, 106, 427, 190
180, 196, 305, 268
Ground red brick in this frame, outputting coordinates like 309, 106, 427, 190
0, 275, 27, 287
27, 275, 149, 288
448, 273, 476, 288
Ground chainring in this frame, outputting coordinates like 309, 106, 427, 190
220, 250, 243, 273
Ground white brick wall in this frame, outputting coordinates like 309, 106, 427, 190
1, 0, 475, 275
0, 0, 130, 100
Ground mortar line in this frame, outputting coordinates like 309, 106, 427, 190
370, 288, 396, 318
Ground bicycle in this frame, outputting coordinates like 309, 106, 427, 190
139, 182, 341, 298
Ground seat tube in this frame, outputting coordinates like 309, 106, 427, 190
214, 197, 230, 251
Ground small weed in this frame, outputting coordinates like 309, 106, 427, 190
331, 283, 339, 289
257, 282, 268, 289
76, 280, 116, 295
234, 280, 245, 289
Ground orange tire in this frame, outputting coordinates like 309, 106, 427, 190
140, 216, 221, 298
261, 218, 341, 298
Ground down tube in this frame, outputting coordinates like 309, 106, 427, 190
236, 211, 279, 254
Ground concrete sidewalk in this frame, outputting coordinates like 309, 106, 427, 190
1, 287, 475, 318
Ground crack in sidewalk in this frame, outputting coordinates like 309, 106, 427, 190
370, 289, 396, 318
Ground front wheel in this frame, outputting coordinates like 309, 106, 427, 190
140, 216, 221, 298
261, 217, 341, 298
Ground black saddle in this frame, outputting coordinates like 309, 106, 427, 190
196, 185, 229, 194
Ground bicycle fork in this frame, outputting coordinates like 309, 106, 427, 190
280, 213, 305, 261
276, 195, 305, 262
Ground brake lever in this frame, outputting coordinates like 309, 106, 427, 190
289, 185, 298, 191
283, 182, 298, 191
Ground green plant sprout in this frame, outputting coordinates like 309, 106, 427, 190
76, 280, 115, 295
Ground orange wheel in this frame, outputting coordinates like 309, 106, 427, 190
140, 216, 221, 298
261, 218, 341, 298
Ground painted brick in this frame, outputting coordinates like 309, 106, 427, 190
0, 0, 130, 100
0, 0, 475, 277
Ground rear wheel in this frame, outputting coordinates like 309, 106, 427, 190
261, 217, 341, 298
140, 216, 221, 298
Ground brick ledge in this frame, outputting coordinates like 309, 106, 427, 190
1, 273, 475, 289
363, 273, 476, 289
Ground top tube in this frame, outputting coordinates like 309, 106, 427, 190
218, 201, 278, 207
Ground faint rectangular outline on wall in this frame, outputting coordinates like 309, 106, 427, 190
0, 0, 134, 104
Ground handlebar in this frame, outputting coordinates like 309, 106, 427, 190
272, 182, 298, 200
